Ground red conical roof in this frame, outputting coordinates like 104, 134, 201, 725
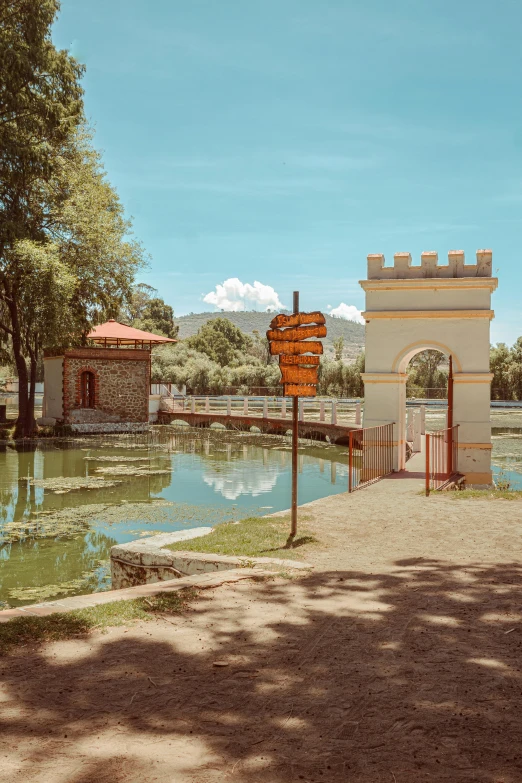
87, 319, 177, 346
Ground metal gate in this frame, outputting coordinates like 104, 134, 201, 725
425, 424, 459, 495
348, 423, 394, 492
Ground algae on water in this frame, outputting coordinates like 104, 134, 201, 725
23, 476, 122, 493
7, 560, 111, 603
93, 466, 171, 477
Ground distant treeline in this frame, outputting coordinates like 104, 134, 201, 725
151, 319, 522, 401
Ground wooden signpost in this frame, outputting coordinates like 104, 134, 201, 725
266, 292, 326, 542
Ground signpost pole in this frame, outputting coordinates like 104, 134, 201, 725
290, 291, 299, 539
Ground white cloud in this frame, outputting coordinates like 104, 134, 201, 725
203, 277, 286, 312
327, 303, 365, 324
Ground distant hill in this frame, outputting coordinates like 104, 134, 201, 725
176, 311, 365, 360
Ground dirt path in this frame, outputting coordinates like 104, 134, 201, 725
1, 477, 522, 783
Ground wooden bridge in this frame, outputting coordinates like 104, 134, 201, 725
157, 409, 358, 445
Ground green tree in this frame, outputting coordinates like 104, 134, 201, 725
187, 318, 252, 367
122, 283, 178, 339
333, 335, 345, 362
508, 337, 522, 400
490, 343, 513, 400
0, 0, 84, 434
0, 124, 147, 435
134, 297, 178, 339
407, 350, 447, 399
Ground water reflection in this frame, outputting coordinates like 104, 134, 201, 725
0, 429, 349, 606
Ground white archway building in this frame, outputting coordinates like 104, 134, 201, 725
360, 250, 497, 485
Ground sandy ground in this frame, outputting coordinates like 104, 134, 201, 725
1, 474, 522, 783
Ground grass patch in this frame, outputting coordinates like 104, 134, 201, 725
450, 488, 522, 500
165, 515, 317, 559
0, 421, 16, 440
0, 589, 197, 655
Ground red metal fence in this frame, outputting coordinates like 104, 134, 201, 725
425, 425, 459, 496
348, 423, 394, 492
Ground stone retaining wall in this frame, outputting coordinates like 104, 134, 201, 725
110, 529, 311, 589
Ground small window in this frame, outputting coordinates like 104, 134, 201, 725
80, 371, 95, 408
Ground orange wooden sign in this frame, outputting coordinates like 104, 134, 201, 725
270, 311, 325, 329
280, 366, 318, 385
283, 383, 317, 397
269, 340, 323, 356
267, 324, 327, 342
279, 355, 320, 367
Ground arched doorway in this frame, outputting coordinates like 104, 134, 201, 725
400, 348, 454, 478
80, 370, 96, 409
360, 250, 497, 485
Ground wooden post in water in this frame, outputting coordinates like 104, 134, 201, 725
291, 291, 299, 539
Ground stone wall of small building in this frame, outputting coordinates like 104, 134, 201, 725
63, 348, 150, 424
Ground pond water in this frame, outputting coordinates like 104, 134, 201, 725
2, 410, 522, 609
0, 427, 348, 607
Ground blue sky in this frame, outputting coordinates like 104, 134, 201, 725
53, 0, 522, 343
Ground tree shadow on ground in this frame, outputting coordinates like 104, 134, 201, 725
1, 559, 521, 783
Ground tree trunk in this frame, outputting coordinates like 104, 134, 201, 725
8, 300, 34, 438
28, 347, 37, 430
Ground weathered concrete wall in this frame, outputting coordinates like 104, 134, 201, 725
71, 422, 150, 434
63, 347, 150, 424
111, 529, 214, 589
110, 529, 311, 589
43, 357, 64, 419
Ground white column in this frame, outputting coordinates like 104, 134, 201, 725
190, 397, 196, 414
299, 400, 304, 421
331, 401, 337, 425
263, 398, 268, 419
243, 397, 248, 415
406, 408, 413, 442
205, 396, 210, 413
281, 398, 286, 418
420, 404, 426, 435
355, 402, 361, 426
319, 401, 325, 422
227, 396, 232, 416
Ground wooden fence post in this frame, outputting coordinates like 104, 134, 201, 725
331, 401, 337, 425
319, 400, 325, 422
205, 396, 210, 413
227, 396, 232, 416
263, 398, 268, 419
243, 397, 248, 415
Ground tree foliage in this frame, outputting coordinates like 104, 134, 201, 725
317, 352, 364, 398
406, 350, 448, 399
490, 339, 522, 400
187, 318, 253, 367
0, 1, 148, 434
123, 283, 178, 339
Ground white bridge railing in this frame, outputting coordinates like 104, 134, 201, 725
159, 394, 364, 426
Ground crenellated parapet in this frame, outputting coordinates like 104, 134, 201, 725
367, 250, 492, 280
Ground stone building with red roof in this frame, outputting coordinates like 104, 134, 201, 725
43, 320, 176, 432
